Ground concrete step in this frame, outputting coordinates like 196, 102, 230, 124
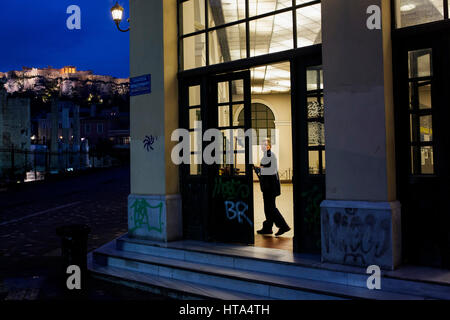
90, 241, 424, 300
115, 235, 450, 300
88, 256, 271, 300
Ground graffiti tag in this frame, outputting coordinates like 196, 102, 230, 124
224, 201, 252, 227
143, 135, 157, 152
129, 199, 163, 233
213, 177, 250, 200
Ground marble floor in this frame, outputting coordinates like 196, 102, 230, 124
253, 182, 294, 250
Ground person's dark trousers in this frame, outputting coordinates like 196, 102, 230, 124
262, 192, 289, 230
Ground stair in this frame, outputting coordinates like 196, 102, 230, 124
88, 235, 450, 300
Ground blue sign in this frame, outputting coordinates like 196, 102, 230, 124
130, 74, 151, 96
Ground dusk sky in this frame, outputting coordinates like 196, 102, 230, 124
0, 0, 129, 78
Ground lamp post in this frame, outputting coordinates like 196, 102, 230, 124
111, 2, 130, 32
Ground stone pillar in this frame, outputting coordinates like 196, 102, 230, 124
320, 0, 401, 270
128, 0, 182, 242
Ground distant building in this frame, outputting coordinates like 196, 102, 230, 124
0, 65, 129, 98
0, 88, 31, 177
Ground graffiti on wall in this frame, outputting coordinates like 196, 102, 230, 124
143, 135, 158, 152
322, 208, 391, 266
224, 201, 252, 227
213, 177, 252, 227
129, 198, 163, 234
213, 177, 249, 200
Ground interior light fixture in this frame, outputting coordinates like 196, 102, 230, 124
400, 3, 416, 12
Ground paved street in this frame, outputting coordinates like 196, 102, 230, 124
0, 166, 166, 300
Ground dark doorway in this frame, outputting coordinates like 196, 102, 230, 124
394, 27, 450, 269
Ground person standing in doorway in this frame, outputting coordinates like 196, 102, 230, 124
254, 139, 291, 236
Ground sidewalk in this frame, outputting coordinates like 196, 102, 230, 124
0, 255, 169, 301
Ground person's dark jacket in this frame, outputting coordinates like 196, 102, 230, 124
257, 150, 281, 197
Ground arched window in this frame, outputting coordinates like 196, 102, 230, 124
238, 103, 276, 144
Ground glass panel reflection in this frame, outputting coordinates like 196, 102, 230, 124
308, 150, 320, 175
297, 4, 322, 47
248, 0, 292, 17
218, 81, 230, 103
181, 0, 206, 35
308, 122, 325, 146
189, 108, 202, 129
420, 115, 433, 142
209, 23, 246, 65
421, 146, 434, 174
396, 0, 444, 28
307, 97, 324, 119
250, 11, 293, 57
183, 34, 206, 70
209, 0, 246, 27
189, 85, 201, 106
408, 49, 432, 78
218, 105, 230, 127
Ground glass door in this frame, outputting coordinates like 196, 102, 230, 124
207, 70, 254, 244
394, 34, 450, 268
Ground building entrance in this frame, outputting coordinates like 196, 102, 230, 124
179, 49, 324, 254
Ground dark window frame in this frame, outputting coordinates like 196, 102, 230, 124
237, 102, 276, 145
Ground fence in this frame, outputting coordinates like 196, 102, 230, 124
0, 147, 128, 184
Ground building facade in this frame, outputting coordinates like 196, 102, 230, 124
116, 0, 450, 274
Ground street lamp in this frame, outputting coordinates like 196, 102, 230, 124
111, 2, 130, 32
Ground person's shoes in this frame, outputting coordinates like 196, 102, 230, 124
257, 228, 273, 235
275, 226, 291, 236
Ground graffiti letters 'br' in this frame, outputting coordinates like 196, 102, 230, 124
130, 199, 163, 234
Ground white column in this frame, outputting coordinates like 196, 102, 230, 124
128, 0, 182, 242
320, 0, 401, 270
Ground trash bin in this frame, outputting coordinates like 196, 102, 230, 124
56, 224, 91, 294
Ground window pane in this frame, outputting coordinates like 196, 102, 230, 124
209, 23, 246, 65
409, 81, 432, 110
189, 85, 201, 106
182, 34, 206, 70
308, 150, 320, 175
249, 0, 292, 17
190, 154, 202, 175
297, 4, 322, 47
421, 146, 434, 174
420, 115, 433, 142
190, 131, 202, 153
181, 0, 206, 35
218, 81, 230, 103
308, 122, 325, 146
307, 97, 324, 118
189, 108, 202, 129
208, 0, 246, 27
232, 104, 244, 126
396, 0, 444, 28
306, 68, 323, 91
321, 150, 326, 174
408, 49, 433, 78
218, 105, 230, 127
250, 12, 293, 57
418, 83, 432, 109
232, 79, 244, 97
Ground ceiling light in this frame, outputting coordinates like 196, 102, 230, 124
400, 4, 416, 12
